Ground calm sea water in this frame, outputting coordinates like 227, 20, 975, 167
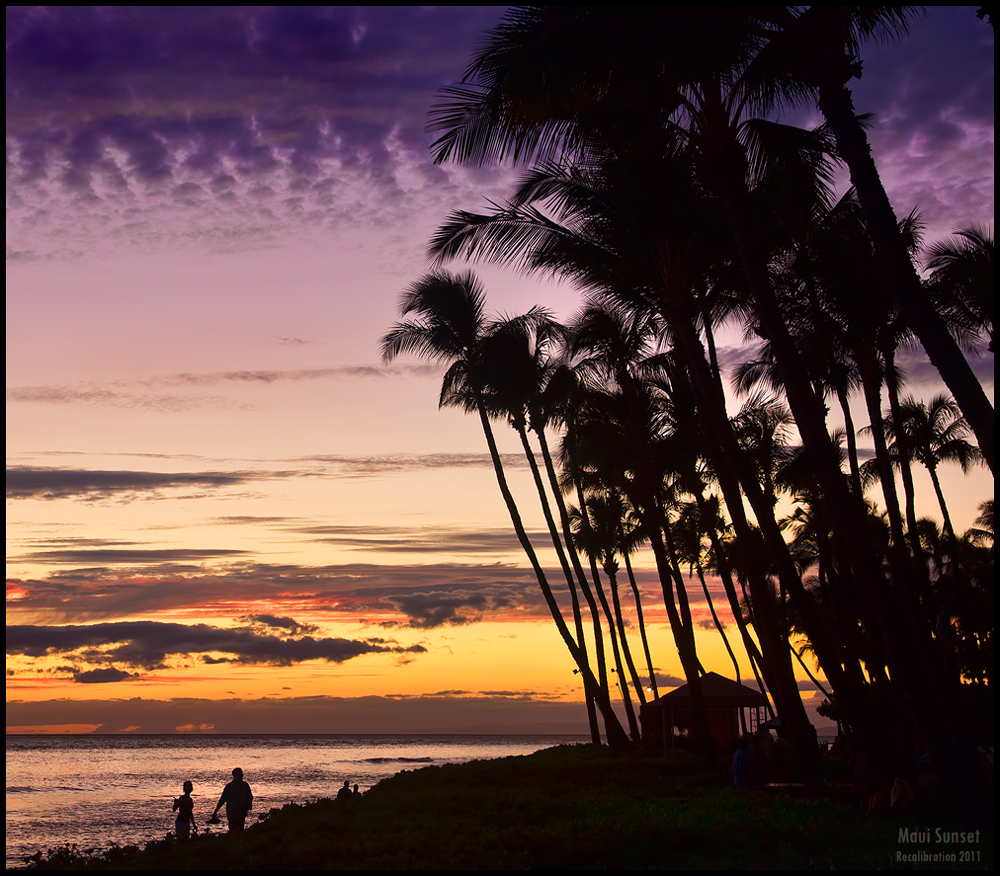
6, 734, 586, 869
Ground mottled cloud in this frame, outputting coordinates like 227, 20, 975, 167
7, 620, 425, 670
848, 8, 994, 240
6, 6, 512, 259
7, 7, 989, 266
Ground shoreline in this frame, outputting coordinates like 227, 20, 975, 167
7, 733, 577, 870
20, 744, 995, 871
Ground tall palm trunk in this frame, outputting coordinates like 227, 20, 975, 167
584, 532, 642, 741
626, 475, 713, 754
834, 382, 863, 498
605, 560, 647, 706
515, 421, 603, 743
692, 552, 742, 686
622, 550, 658, 699
815, 75, 994, 472
659, 299, 822, 777
534, 420, 621, 738
475, 402, 630, 748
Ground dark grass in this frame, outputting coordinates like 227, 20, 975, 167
21, 744, 994, 870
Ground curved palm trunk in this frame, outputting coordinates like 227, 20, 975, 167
883, 349, 924, 555
835, 382, 863, 498
659, 519, 712, 692
588, 549, 641, 741
534, 424, 617, 739
692, 555, 741, 685
856, 348, 910, 556
623, 550, 658, 699
791, 643, 832, 701
634, 491, 713, 755
476, 403, 629, 749
514, 422, 602, 743
816, 75, 994, 473
570, 481, 641, 741
926, 462, 960, 560
606, 561, 647, 706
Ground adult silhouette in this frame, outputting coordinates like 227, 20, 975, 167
211, 768, 253, 832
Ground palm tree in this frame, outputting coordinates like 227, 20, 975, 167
965, 499, 995, 549
491, 317, 644, 741
883, 395, 984, 552
380, 270, 629, 748
432, 126, 831, 771
476, 315, 607, 743
430, 10, 983, 700
569, 491, 647, 731
763, 5, 995, 469
925, 224, 994, 354
674, 500, 743, 687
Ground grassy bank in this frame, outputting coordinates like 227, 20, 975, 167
23, 744, 993, 870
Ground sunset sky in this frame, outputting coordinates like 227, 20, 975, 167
6, 6, 994, 735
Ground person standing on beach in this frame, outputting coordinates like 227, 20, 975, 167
211, 768, 253, 831
172, 780, 196, 838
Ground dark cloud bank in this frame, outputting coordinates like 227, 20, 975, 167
6, 453, 527, 499
6, 467, 257, 500
7, 619, 424, 671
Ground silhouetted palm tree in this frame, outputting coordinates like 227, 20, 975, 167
883, 394, 984, 551
380, 270, 629, 747
426, 7, 1000, 777
925, 224, 994, 354
431, 121, 824, 770
765, 5, 994, 468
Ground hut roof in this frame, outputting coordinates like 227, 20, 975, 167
649, 672, 768, 709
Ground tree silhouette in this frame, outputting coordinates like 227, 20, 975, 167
883, 394, 984, 553
380, 270, 629, 747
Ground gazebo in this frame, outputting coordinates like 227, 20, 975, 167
639, 672, 770, 751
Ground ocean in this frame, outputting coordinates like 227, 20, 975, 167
6, 733, 586, 869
